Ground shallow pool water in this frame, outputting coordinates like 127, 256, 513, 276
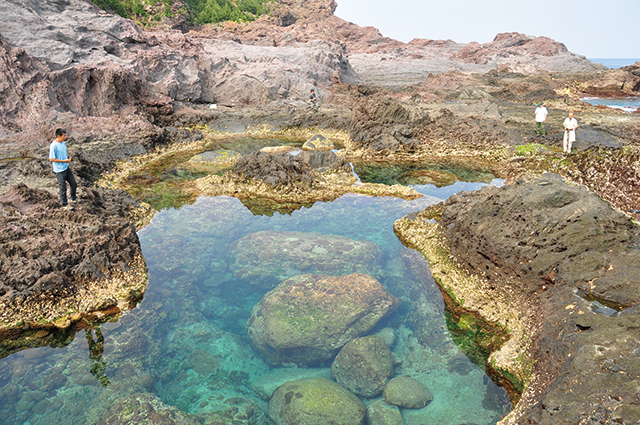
0, 180, 510, 425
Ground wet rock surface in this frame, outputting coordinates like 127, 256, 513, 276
268, 377, 366, 425
228, 230, 383, 289
331, 335, 394, 397
396, 173, 640, 424
247, 273, 400, 366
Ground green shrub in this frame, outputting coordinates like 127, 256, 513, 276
92, 0, 272, 25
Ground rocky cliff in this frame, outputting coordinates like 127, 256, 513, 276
0, 0, 607, 144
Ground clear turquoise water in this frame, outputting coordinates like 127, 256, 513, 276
0, 180, 510, 425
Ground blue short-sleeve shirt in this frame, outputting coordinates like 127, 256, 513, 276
49, 141, 69, 173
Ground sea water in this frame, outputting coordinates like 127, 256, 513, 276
581, 59, 640, 111
581, 96, 640, 112
0, 180, 510, 425
588, 58, 640, 69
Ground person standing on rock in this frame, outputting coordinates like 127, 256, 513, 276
563, 112, 579, 153
49, 128, 78, 210
310, 89, 319, 111
534, 102, 548, 136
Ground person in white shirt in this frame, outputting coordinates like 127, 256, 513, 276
534, 102, 548, 136
563, 112, 579, 153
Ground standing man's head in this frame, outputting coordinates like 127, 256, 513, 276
537, 102, 542, 106
55, 128, 67, 142
311, 89, 315, 93
568, 112, 574, 118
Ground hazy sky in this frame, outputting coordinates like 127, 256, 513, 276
334, 0, 640, 58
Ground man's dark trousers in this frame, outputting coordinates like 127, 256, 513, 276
56, 168, 77, 206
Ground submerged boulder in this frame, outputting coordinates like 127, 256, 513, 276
269, 378, 365, 425
229, 230, 383, 290
366, 400, 403, 425
331, 335, 394, 397
383, 376, 433, 409
247, 273, 400, 366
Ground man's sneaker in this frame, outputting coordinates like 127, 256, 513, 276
69, 198, 81, 204
62, 205, 74, 211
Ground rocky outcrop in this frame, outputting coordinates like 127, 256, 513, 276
232, 151, 314, 186
0, 184, 147, 352
247, 273, 400, 366
349, 98, 429, 154
228, 230, 383, 289
394, 173, 640, 424
269, 377, 366, 425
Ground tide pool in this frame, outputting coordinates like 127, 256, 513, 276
0, 180, 510, 425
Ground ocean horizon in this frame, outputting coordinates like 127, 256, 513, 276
588, 58, 640, 69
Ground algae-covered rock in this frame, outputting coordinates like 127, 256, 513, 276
366, 400, 403, 425
268, 378, 365, 425
302, 134, 335, 151
247, 273, 400, 366
251, 366, 332, 400
331, 335, 394, 397
229, 231, 383, 290
189, 150, 242, 165
383, 376, 433, 409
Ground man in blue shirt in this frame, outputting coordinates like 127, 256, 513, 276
49, 128, 78, 210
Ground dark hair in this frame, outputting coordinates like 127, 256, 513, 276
55, 128, 66, 138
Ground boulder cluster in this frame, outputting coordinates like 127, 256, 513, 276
227, 228, 436, 424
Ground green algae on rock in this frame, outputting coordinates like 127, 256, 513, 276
382, 375, 433, 409
269, 378, 366, 425
331, 335, 394, 398
247, 273, 400, 366
366, 399, 403, 425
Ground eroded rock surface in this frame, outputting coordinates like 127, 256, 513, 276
247, 273, 400, 366
0, 184, 147, 330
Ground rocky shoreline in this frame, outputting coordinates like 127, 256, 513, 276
394, 173, 640, 424
1, 0, 640, 424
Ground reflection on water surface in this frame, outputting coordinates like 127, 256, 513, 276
0, 179, 509, 425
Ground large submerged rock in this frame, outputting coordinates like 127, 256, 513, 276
229, 230, 383, 289
247, 273, 400, 366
